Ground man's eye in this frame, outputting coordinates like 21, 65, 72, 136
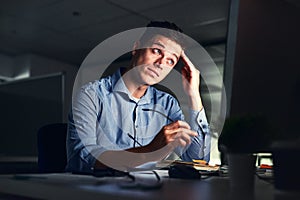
167, 59, 175, 66
152, 48, 162, 55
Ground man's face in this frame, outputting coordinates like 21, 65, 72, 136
131, 35, 182, 85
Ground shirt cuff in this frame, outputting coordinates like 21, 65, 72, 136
189, 108, 209, 134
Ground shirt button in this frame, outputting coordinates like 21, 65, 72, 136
199, 119, 202, 123
135, 125, 138, 128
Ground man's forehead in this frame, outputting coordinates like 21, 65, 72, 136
143, 35, 182, 56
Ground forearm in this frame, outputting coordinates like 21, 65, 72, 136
187, 92, 203, 111
95, 145, 173, 171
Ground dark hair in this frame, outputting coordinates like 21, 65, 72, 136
139, 21, 186, 49
147, 21, 183, 32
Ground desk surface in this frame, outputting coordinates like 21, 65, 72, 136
0, 171, 299, 200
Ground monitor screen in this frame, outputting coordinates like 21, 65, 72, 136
224, 0, 300, 139
0, 73, 64, 158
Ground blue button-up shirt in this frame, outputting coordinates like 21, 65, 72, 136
66, 69, 210, 173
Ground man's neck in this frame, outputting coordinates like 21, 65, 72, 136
131, 85, 148, 99
121, 68, 148, 99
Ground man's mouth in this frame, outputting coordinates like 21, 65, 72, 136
147, 67, 159, 78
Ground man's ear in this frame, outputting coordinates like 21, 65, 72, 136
132, 41, 140, 56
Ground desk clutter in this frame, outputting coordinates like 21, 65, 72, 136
172, 160, 220, 172
162, 159, 274, 182
157, 159, 220, 179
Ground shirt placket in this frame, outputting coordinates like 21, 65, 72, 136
132, 103, 139, 148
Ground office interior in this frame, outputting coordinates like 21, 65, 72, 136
0, 0, 299, 199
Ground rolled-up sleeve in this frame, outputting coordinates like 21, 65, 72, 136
66, 84, 105, 173
181, 108, 211, 162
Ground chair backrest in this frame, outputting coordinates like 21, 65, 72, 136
37, 123, 67, 173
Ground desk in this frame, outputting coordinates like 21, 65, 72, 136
0, 171, 299, 200
0, 156, 38, 174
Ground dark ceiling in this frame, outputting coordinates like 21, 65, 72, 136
0, 0, 230, 66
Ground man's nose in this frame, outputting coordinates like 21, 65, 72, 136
154, 56, 164, 67
154, 62, 163, 70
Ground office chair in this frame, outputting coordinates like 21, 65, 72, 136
37, 123, 67, 173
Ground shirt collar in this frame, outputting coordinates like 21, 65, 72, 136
111, 68, 153, 104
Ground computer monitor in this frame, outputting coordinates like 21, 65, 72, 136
223, 0, 300, 139
0, 73, 64, 159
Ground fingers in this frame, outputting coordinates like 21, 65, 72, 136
181, 66, 191, 81
173, 131, 195, 147
181, 51, 193, 67
166, 127, 197, 137
149, 120, 197, 151
181, 51, 200, 82
164, 120, 190, 130
163, 120, 197, 147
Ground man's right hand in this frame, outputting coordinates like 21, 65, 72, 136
96, 121, 197, 171
146, 120, 197, 152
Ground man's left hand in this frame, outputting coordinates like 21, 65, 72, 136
181, 51, 203, 111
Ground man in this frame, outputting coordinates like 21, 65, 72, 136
66, 21, 210, 173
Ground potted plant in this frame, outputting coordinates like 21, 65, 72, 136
218, 114, 274, 157
218, 114, 274, 195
